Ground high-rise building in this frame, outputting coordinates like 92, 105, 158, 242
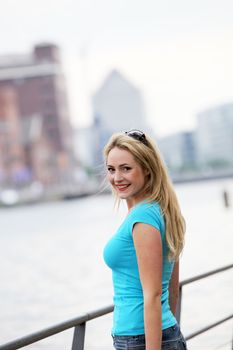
92, 70, 146, 132
0, 43, 73, 185
196, 103, 233, 166
92, 70, 149, 166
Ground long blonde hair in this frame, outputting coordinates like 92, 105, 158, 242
103, 132, 185, 261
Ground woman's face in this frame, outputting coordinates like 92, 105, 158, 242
107, 147, 147, 207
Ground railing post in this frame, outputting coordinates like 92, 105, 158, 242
176, 284, 182, 325
71, 323, 86, 350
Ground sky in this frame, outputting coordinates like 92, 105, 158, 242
0, 0, 233, 136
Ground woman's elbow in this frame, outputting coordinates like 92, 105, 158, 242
144, 289, 162, 303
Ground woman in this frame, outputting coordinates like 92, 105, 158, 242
103, 130, 187, 350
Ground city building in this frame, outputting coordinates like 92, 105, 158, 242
196, 102, 233, 167
92, 70, 146, 132
0, 86, 26, 185
92, 69, 150, 167
0, 43, 73, 186
158, 131, 196, 172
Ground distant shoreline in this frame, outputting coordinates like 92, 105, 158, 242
1, 171, 233, 207
172, 171, 233, 184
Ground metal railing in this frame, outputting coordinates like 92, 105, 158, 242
176, 263, 233, 341
0, 305, 114, 350
0, 263, 232, 350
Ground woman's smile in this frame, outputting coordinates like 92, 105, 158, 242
115, 184, 130, 191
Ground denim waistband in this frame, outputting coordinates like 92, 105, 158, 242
112, 334, 145, 340
162, 323, 180, 341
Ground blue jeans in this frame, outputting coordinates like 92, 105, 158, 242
112, 324, 187, 349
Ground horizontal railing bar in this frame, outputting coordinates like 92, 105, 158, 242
0, 263, 232, 349
185, 314, 233, 340
180, 263, 233, 287
0, 305, 114, 350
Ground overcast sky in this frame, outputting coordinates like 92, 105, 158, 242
0, 0, 233, 136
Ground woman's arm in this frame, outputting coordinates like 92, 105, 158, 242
169, 260, 179, 317
133, 223, 162, 350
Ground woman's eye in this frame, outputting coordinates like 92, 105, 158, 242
107, 168, 114, 173
123, 167, 131, 171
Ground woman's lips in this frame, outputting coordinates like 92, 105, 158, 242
115, 184, 130, 191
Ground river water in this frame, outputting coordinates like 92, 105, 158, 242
0, 179, 233, 350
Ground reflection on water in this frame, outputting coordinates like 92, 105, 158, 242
0, 179, 233, 350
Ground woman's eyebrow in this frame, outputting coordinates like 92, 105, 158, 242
107, 163, 130, 167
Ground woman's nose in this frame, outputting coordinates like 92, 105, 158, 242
114, 170, 123, 182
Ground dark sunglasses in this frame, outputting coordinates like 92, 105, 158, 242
125, 129, 148, 146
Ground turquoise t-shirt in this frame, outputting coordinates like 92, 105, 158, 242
103, 201, 177, 336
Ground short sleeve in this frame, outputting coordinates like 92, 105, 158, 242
127, 202, 165, 237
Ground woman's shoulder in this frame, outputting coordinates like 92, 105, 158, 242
130, 201, 162, 218
127, 200, 165, 233
133, 200, 161, 211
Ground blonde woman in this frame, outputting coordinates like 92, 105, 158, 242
103, 130, 187, 350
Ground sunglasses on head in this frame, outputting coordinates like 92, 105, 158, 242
125, 129, 148, 146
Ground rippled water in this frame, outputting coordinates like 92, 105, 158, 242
0, 179, 233, 350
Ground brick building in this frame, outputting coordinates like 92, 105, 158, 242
0, 87, 26, 185
0, 43, 73, 186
